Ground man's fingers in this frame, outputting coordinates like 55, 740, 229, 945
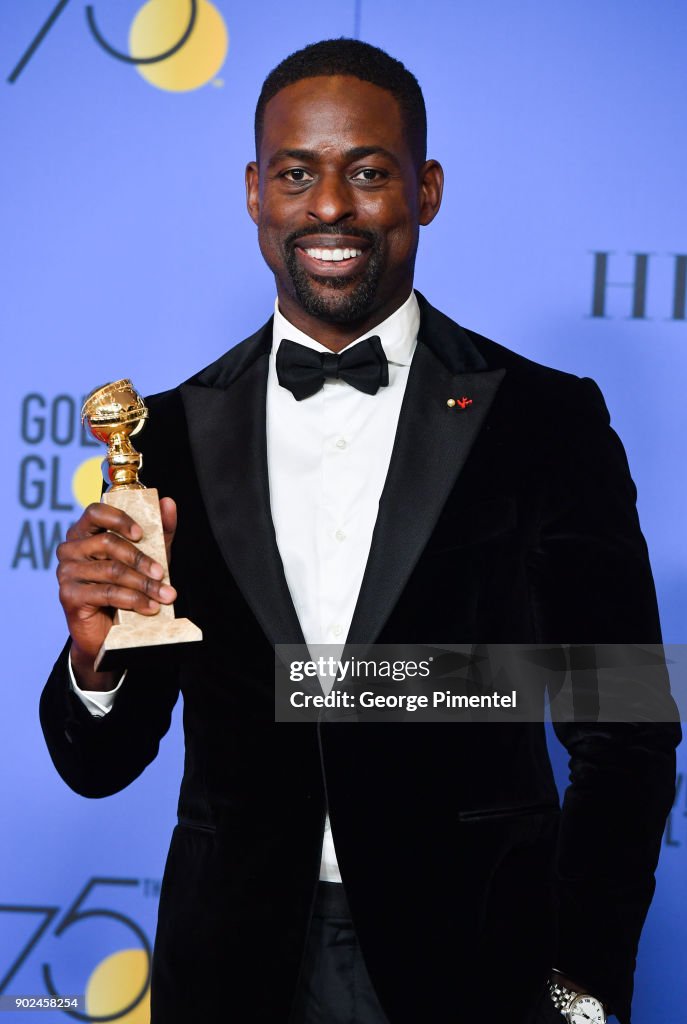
160, 497, 177, 540
57, 532, 164, 580
66, 502, 142, 543
57, 558, 177, 606
61, 578, 166, 616
160, 497, 177, 565
58, 497, 180, 625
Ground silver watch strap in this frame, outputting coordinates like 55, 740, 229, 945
549, 979, 576, 1014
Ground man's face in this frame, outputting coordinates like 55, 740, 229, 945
246, 75, 442, 336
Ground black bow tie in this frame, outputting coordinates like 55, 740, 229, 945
276, 336, 389, 401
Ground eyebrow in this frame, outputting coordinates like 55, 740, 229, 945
266, 146, 401, 169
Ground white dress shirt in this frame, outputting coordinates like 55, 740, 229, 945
70, 290, 420, 883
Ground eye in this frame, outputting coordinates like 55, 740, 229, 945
351, 167, 387, 182
281, 167, 313, 183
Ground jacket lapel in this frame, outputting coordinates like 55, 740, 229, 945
180, 321, 305, 647
347, 297, 506, 644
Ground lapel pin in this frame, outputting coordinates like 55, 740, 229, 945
446, 396, 473, 410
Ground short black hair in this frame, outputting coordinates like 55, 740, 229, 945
254, 38, 427, 166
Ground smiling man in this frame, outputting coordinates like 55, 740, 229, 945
40, 39, 678, 1024
246, 67, 442, 344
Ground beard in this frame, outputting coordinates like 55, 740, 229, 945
281, 225, 384, 325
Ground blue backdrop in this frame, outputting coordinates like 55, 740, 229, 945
2, 2, 685, 1020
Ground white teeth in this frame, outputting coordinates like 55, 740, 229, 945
303, 247, 363, 261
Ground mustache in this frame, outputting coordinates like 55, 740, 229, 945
284, 224, 378, 248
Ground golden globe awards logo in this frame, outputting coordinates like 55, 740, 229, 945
12, 394, 104, 569
8, 0, 229, 92
2, 874, 161, 1020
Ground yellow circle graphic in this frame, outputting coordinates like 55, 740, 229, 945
130, 0, 228, 92
85, 948, 150, 1022
72, 456, 104, 509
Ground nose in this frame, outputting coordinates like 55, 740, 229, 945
307, 171, 354, 224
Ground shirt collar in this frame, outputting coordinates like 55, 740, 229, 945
272, 290, 419, 367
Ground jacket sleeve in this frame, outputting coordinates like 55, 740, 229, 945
39, 640, 181, 799
527, 376, 681, 1024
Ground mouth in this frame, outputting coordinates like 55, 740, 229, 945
293, 237, 371, 277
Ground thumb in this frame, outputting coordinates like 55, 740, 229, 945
159, 496, 177, 566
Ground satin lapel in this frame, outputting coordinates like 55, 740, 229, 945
180, 347, 305, 648
347, 339, 505, 646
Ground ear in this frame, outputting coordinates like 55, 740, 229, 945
417, 159, 444, 226
245, 161, 260, 225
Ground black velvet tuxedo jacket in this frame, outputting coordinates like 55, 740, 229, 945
40, 295, 679, 1024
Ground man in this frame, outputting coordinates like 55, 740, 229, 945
40, 39, 679, 1024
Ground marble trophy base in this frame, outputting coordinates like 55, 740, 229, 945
94, 487, 202, 671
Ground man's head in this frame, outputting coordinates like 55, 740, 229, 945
246, 39, 443, 347
254, 39, 428, 170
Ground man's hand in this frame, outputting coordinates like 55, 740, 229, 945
57, 497, 177, 691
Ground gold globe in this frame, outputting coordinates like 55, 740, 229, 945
81, 379, 148, 443
81, 379, 148, 490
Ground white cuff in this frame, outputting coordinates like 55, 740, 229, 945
68, 651, 126, 718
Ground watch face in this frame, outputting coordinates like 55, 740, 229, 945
568, 994, 606, 1024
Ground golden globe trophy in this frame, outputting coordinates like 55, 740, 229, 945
81, 379, 202, 671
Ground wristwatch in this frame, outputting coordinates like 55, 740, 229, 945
548, 978, 607, 1023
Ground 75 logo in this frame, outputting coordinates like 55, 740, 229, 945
0, 877, 152, 1021
7, 0, 199, 84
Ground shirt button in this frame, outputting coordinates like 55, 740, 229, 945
335, 529, 346, 542
335, 438, 347, 449
332, 624, 343, 637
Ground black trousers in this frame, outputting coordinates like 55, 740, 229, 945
290, 882, 568, 1024
290, 882, 390, 1024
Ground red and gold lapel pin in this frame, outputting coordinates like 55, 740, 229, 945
446, 396, 473, 410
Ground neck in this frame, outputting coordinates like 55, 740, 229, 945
276, 289, 413, 353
